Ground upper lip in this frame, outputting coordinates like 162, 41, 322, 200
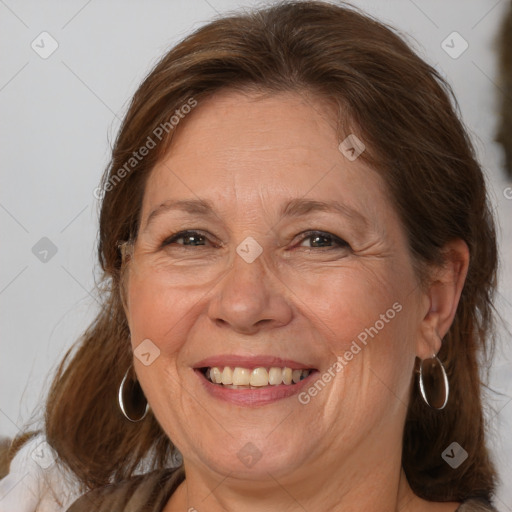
193, 355, 316, 371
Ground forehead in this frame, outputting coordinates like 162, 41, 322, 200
141, 89, 392, 226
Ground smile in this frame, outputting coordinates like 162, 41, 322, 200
193, 355, 319, 405
201, 366, 312, 388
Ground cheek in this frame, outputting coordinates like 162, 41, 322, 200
124, 268, 196, 396
125, 271, 193, 426
292, 264, 407, 353
297, 264, 417, 411
126, 265, 191, 342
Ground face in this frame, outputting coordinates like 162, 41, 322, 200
124, 89, 430, 482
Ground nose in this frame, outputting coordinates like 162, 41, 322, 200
207, 249, 293, 335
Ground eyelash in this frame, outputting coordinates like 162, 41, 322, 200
297, 230, 350, 250
162, 230, 219, 248
161, 230, 350, 250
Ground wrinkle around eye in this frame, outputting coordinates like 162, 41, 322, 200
162, 231, 209, 247
295, 231, 350, 250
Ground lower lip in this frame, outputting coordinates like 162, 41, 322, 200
195, 369, 319, 406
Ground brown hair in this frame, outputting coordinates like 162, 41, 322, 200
41, 0, 498, 502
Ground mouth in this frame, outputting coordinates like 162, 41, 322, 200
192, 356, 319, 406
199, 366, 313, 389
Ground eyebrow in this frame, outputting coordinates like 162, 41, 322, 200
143, 197, 369, 231
144, 199, 217, 230
280, 198, 368, 227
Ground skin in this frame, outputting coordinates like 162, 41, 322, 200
123, 89, 469, 512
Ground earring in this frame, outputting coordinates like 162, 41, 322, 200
418, 354, 449, 410
118, 368, 150, 422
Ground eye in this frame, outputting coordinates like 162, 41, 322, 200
296, 230, 350, 249
162, 230, 215, 247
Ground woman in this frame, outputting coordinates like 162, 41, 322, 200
10, 1, 502, 510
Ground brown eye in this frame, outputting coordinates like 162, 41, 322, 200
162, 231, 209, 247
298, 231, 350, 249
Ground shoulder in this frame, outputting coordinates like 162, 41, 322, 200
0, 433, 81, 511
456, 498, 498, 512
66, 467, 184, 512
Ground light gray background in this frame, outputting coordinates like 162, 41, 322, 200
1, 0, 511, 508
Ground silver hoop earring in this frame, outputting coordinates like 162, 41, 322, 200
118, 369, 149, 422
418, 354, 449, 410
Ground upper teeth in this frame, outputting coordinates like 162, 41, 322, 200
206, 367, 310, 387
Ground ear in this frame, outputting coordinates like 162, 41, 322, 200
416, 239, 470, 359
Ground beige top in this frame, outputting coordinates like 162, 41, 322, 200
66, 468, 497, 511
